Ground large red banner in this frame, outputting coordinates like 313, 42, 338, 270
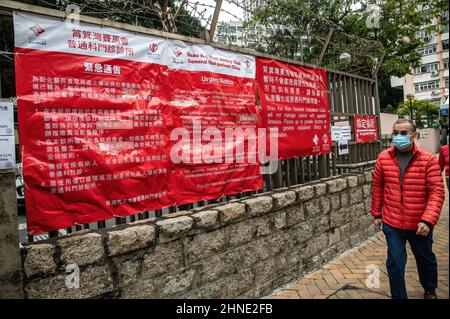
14, 11, 261, 234
256, 58, 332, 160
353, 115, 378, 143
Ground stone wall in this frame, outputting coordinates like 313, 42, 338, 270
0, 170, 23, 298
21, 171, 377, 299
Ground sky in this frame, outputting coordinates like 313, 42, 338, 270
180, 0, 245, 25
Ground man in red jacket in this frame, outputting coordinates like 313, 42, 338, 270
372, 118, 445, 299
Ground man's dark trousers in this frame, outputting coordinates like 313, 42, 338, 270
382, 222, 438, 299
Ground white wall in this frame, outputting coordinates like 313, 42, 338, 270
379, 113, 399, 135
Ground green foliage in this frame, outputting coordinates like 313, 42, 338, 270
396, 99, 440, 129
247, 0, 449, 79
385, 104, 395, 113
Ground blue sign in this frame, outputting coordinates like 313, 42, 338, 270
441, 98, 449, 116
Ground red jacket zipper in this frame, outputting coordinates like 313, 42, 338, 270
392, 150, 418, 227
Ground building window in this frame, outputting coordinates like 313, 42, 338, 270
415, 80, 440, 92
414, 62, 439, 74
417, 44, 437, 55
444, 59, 449, 70
443, 39, 449, 51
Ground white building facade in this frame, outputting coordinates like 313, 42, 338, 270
391, 11, 449, 106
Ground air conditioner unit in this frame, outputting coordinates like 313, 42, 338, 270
431, 70, 439, 76
431, 90, 439, 95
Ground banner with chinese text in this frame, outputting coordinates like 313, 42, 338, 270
353, 115, 378, 143
256, 58, 332, 160
14, 11, 261, 234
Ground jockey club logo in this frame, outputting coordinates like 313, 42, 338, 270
172, 46, 186, 65
173, 48, 183, 57
147, 42, 161, 59
30, 24, 45, 36
149, 42, 158, 53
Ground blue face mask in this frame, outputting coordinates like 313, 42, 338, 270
393, 134, 411, 150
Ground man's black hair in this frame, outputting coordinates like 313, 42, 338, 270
393, 118, 417, 132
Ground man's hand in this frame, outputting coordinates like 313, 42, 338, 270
373, 218, 382, 229
416, 222, 430, 236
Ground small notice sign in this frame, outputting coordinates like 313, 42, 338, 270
0, 136, 15, 170
0, 101, 14, 136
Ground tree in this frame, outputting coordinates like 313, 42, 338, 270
396, 99, 440, 129
246, 0, 449, 79
17, 0, 204, 37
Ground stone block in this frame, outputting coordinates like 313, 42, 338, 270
304, 198, 321, 219
241, 196, 273, 216
158, 269, 196, 297
363, 184, 371, 198
293, 185, 315, 202
191, 210, 219, 229
312, 215, 330, 234
364, 170, 373, 182
274, 211, 287, 229
328, 228, 341, 246
120, 277, 157, 299
346, 175, 358, 188
271, 191, 296, 209
227, 220, 254, 247
142, 241, 183, 278
235, 238, 271, 268
24, 244, 56, 277
156, 216, 193, 242
330, 208, 347, 228
329, 193, 341, 212
25, 265, 113, 299
254, 216, 272, 237
183, 229, 226, 264
326, 178, 347, 193
216, 203, 246, 224
314, 183, 327, 196
357, 173, 365, 185
58, 233, 104, 267
196, 250, 240, 285
341, 190, 350, 207
349, 186, 363, 204
107, 225, 155, 256
115, 258, 141, 287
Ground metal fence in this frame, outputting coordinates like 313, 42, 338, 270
265, 70, 381, 190
0, 2, 382, 243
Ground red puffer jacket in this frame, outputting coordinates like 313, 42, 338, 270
371, 143, 445, 230
439, 145, 449, 178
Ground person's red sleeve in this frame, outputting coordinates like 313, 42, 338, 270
420, 156, 445, 226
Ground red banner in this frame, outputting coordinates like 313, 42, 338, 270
256, 58, 332, 160
14, 12, 262, 234
353, 115, 378, 143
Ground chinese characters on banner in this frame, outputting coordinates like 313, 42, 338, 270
160, 40, 261, 205
14, 11, 261, 234
256, 58, 332, 160
353, 115, 378, 143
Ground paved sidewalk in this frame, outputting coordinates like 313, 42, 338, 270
267, 181, 449, 299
